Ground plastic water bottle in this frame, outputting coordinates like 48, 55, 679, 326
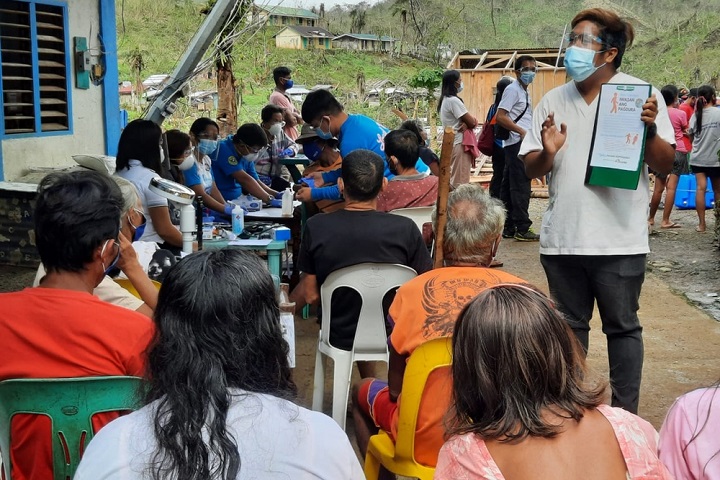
232, 205, 244, 235
281, 187, 293, 216
278, 283, 296, 368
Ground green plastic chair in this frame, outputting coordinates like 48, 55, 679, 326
0, 376, 144, 480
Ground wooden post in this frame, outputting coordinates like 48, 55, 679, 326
433, 127, 455, 269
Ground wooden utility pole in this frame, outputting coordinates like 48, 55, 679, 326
433, 127, 454, 269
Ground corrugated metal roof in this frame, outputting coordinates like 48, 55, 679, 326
273, 26, 334, 38
333, 33, 395, 42
257, 4, 319, 19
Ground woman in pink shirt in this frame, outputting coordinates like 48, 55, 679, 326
435, 284, 672, 480
659, 384, 720, 479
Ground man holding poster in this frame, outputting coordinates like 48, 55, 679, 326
520, 8, 675, 414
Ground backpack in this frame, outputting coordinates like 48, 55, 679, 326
477, 104, 499, 156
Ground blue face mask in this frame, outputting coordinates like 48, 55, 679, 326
132, 222, 146, 242
128, 208, 147, 242
303, 141, 324, 161
101, 239, 121, 276
564, 46, 605, 83
284, 78, 294, 89
198, 139, 218, 155
316, 117, 334, 140
519, 71, 536, 85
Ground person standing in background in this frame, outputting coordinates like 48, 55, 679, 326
486, 76, 515, 200
687, 85, 720, 233
438, 70, 478, 187
269, 66, 303, 141
496, 55, 538, 241
648, 85, 689, 230
679, 87, 697, 120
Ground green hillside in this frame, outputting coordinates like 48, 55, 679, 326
115, 0, 720, 130
115, 0, 434, 130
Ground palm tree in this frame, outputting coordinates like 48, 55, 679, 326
391, 1, 408, 55
201, 0, 252, 136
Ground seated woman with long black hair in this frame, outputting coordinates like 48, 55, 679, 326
75, 249, 364, 479
115, 119, 184, 250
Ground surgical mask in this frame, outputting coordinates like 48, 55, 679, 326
316, 117, 334, 140
245, 152, 260, 162
457, 82, 464, 93
284, 79, 294, 89
303, 141, 324, 161
520, 71, 536, 85
132, 222, 146, 242
159, 146, 165, 164
177, 154, 195, 171
425, 138, 431, 147
129, 208, 146, 242
198, 139, 217, 155
268, 122, 284, 137
101, 239, 120, 276
564, 46, 605, 83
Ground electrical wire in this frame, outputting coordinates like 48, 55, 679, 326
142, 0, 284, 119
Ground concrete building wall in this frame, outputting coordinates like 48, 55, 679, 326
275, 31, 303, 50
1, 0, 107, 181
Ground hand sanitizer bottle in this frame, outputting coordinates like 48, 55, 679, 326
281, 187, 293, 216
232, 205, 244, 235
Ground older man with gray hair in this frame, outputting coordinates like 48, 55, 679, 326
352, 184, 530, 471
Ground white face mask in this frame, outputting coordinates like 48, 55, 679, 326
159, 146, 166, 164
268, 122, 284, 137
177, 154, 196, 171
245, 152, 260, 162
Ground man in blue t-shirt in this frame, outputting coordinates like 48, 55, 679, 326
211, 123, 281, 203
301, 89, 429, 199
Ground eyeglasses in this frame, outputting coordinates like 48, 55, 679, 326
240, 142, 265, 154
197, 133, 219, 140
564, 32, 605, 47
518, 66, 537, 73
183, 147, 193, 156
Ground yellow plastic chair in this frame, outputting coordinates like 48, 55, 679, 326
0, 376, 144, 480
114, 278, 162, 299
363, 337, 452, 480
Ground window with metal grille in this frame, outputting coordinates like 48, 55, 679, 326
0, 0, 70, 136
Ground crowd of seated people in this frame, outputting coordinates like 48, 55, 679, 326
5, 166, 713, 480
3, 57, 719, 480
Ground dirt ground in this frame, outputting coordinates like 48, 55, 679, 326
1, 196, 718, 433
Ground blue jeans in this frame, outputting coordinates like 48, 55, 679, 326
540, 254, 646, 413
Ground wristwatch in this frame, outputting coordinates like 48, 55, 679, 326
646, 122, 657, 140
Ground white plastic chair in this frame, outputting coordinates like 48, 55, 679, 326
312, 263, 418, 430
389, 206, 434, 233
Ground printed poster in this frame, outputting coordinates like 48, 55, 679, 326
588, 83, 651, 172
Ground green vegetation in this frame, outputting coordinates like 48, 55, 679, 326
115, 0, 720, 131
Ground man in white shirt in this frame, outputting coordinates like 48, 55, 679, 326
520, 8, 675, 414
496, 55, 538, 241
